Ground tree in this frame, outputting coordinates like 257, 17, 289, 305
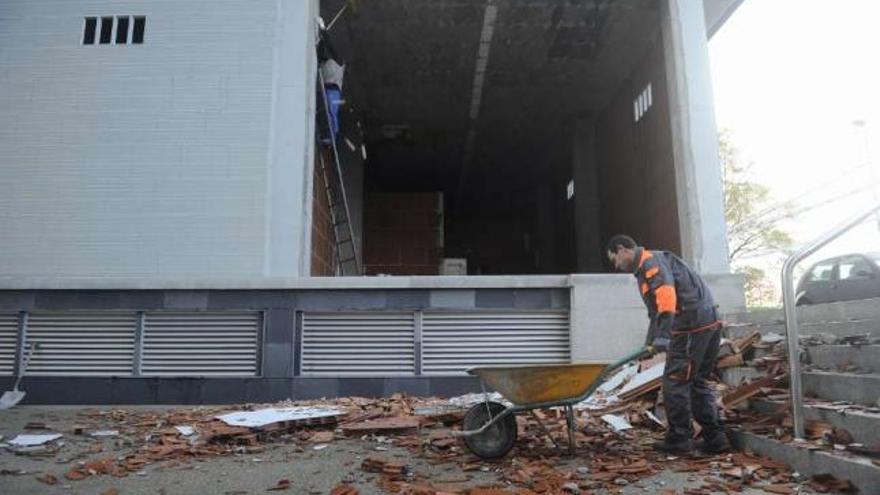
720, 131, 793, 307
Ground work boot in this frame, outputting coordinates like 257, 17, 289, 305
695, 431, 732, 454
651, 438, 693, 454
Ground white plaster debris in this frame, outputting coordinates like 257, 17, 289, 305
618, 363, 665, 396
216, 407, 344, 428
446, 392, 508, 408
600, 414, 633, 432
644, 410, 666, 428
89, 430, 119, 437
598, 364, 638, 393
8, 434, 63, 447
175, 425, 196, 436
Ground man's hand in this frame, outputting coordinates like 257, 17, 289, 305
649, 337, 669, 354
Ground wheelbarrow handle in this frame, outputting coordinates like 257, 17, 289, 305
607, 346, 654, 373
570, 346, 654, 404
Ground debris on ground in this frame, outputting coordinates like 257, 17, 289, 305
8, 433, 63, 447
215, 406, 344, 428
2, 329, 867, 493
267, 478, 292, 491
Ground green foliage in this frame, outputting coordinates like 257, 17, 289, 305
721, 130, 794, 262
735, 265, 777, 308
721, 131, 793, 307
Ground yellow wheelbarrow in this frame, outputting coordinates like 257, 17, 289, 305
454, 347, 651, 459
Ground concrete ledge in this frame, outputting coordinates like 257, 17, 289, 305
731, 430, 880, 493
807, 345, 880, 373
803, 371, 880, 406
0, 275, 572, 291
0, 376, 483, 405
752, 399, 880, 448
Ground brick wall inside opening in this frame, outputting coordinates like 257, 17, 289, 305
311, 151, 336, 276
364, 192, 443, 275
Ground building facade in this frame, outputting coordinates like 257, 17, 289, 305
0, 0, 744, 403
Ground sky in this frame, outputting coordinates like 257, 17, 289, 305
708, 0, 880, 279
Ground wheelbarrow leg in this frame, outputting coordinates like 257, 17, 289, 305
565, 404, 576, 457
528, 410, 561, 452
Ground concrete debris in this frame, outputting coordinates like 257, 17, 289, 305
35, 472, 58, 485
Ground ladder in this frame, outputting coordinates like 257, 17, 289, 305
316, 66, 360, 276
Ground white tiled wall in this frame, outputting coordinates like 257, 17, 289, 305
0, 0, 316, 281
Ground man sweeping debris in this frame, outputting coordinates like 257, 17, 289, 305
606, 235, 732, 455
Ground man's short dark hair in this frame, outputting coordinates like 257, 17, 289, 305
606, 234, 637, 254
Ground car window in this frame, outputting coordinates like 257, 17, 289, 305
839, 256, 873, 280
806, 261, 835, 282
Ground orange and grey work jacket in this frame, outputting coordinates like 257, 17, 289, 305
633, 247, 720, 349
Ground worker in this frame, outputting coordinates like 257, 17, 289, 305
606, 235, 731, 454
317, 23, 345, 144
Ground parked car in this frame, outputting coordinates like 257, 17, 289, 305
796, 252, 880, 305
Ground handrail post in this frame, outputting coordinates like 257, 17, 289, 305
781, 202, 880, 440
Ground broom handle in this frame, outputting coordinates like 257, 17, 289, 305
12, 343, 36, 392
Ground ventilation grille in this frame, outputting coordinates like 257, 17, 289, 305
0, 313, 18, 376
26, 312, 137, 376
422, 311, 570, 375
141, 312, 261, 376
301, 312, 415, 376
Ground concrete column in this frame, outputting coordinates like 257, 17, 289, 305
571, 119, 603, 272
266, 0, 319, 277
661, 0, 730, 274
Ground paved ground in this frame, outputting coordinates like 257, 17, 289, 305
0, 406, 817, 495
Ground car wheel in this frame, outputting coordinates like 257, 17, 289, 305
796, 297, 812, 306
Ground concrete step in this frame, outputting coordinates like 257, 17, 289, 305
720, 366, 766, 387
731, 430, 880, 493
807, 345, 880, 373
803, 371, 880, 407
752, 399, 880, 448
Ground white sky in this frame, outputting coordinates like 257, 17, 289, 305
709, 0, 880, 270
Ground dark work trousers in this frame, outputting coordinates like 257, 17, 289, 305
662, 326, 723, 442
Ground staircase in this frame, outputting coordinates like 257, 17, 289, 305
725, 297, 880, 492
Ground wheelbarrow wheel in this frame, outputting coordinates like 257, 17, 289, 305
462, 401, 517, 459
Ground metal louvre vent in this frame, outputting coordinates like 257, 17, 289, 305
422, 311, 570, 375
142, 312, 261, 377
26, 312, 137, 376
0, 313, 18, 376
302, 312, 415, 376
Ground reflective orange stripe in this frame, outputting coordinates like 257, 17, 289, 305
671, 320, 723, 335
646, 266, 659, 279
655, 284, 677, 313
641, 282, 649, 295
638, 249, 653, 269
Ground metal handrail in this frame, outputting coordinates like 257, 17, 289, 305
781, 202, 880, 439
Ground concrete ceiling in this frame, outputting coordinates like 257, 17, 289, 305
322, 0, 661, 207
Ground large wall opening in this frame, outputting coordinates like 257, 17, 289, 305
316, 0, 679, 276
